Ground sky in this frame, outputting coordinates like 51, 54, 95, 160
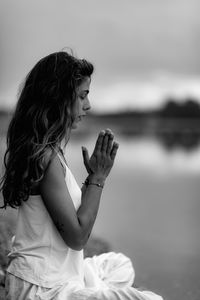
0, 0, 200, 112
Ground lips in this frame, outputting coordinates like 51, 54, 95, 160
79, 114, 86, 119
76, 115, 84, 122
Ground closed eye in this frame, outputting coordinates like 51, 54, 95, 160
79, 90, 89, 100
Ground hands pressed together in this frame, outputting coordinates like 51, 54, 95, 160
82, 129, 119, 184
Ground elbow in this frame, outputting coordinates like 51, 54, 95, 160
71, 233, 89, 251
70, 243, 84, 251
63, 231, 87, 251
67, 238, 85, 251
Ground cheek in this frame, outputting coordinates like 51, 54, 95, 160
72, 101, 79, 115
75, 100, 83, 113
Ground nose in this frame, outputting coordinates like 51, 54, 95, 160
84, 98, 91, 111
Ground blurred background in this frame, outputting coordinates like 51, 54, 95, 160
1, 0, 200, 299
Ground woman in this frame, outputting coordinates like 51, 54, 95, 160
1, 51, 163, 299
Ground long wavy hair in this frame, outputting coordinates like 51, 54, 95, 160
0, 51, 93, 208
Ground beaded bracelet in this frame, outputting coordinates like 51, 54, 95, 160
83, 178, 104, 188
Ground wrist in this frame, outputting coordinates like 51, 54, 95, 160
83, 175, 106, 189
88, 174, 106, 185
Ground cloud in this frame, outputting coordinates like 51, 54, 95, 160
0, 0, 200, 111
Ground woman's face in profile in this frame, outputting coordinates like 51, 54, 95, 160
71, 76, 91, 129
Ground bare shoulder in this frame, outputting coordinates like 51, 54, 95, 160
42, 147, 65, 176
31, 147, 57, 195
42, 147, 57, 170
40, 146, 67, 197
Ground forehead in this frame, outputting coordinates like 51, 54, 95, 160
77, 77, 91, 92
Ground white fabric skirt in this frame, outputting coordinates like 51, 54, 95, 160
5, 252, 163, 300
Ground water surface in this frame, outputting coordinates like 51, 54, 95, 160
67, 135, 200, 300
1, 134, 200, 300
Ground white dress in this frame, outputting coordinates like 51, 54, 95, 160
5, 152, 163, 300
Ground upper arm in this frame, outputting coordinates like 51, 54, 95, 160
39, 149, 82, 250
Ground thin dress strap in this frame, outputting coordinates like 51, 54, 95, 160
57, 152, 67, 168
51, 146, 68, 170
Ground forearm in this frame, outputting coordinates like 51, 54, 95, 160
77, 175, 105, 246
77, 128, 118, 248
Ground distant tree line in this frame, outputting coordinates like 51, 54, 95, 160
1, 97, 200, 119
158, 98, 200, 118
98, 97, 200, 119
88, 97, 200, 119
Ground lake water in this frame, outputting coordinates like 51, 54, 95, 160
1, 134, 200, 300
66, 135, 200, 300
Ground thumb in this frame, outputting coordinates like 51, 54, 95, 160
82, 146, 89, 165
82, 146, 93, 174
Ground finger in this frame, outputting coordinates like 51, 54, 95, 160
82, 146, 91, 173
94, 130, 105, 153
101, 133, 109, 153
105, 128, 112, 135
106, 133, 114, 154
82, 146, 89, 165
110, 142, 119, 160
